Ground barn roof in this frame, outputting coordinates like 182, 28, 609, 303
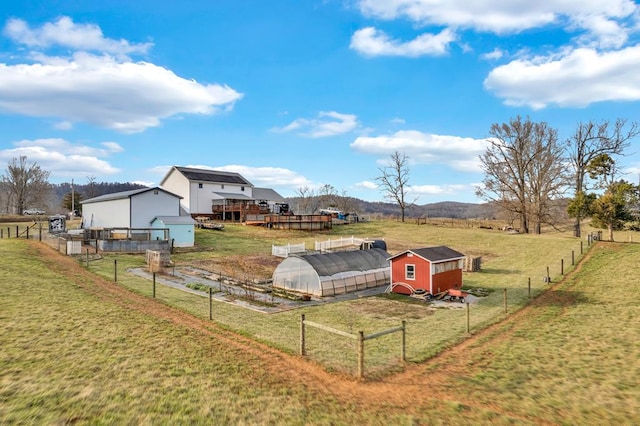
253, 187, 285, 202
173, 166, 252, 186
389, 246, 465, 263
81, 187, 181, 204
295, 248, 390, 277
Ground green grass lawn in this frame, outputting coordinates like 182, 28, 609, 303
86, 221, 593, 375
1, 231, 639, 424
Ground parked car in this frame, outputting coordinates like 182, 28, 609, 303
23, 208, 45, 215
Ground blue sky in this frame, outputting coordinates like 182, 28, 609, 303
1, 1, 640, 204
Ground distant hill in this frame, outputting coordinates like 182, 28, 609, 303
285, 196, 496, 220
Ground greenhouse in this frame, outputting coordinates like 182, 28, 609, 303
272, 248, 390, 297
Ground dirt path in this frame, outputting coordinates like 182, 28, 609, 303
29, 240, 596, 422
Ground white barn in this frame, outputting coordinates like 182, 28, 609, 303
82, 187, 183, 229
81, 187, 195, 247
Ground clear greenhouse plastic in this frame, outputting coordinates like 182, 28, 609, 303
272, 248, 390, 296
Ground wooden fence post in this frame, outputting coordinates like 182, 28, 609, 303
572, 250, 575, 266
466, 302, 470, 333
114, 259, 118, 282
503, 288, 507, 313
546, 266, 550, 283
401, 320, 406, 362
580, 241, 583, 254
357, 331, 365, 380
153, 273, 156, 298
561, 259, 564, 275
528, 277, 531, 299
300, 314, 306, 356
209, 287, 213, 320
85, 249, 89, 268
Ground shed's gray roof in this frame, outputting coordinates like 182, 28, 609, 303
81, 187, 181, 204
253, 187, 285, 202
295, 248, 390, 277
390, 246, 465, 263
151, 216, 196, 225
174, 166, 252, 186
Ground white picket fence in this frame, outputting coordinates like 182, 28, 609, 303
315, 236, 379, 252
272, 242, 306, 258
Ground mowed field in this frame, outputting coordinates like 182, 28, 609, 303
1, 220, 639, 424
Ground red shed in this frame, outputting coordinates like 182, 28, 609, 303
388, 246, 465, 295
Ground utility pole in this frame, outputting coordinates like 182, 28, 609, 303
71, 178, 75, 215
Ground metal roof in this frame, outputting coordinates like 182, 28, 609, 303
389, 246, 465, 263
175, 166, 252, 186
211, 192, 254, 201
81, 187, 181, 204
295, 248, 390, 277
151, 216, 196, 225
253, 187, 285, 202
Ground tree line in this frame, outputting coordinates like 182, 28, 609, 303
0, 156, 146, 215
376, 116, 639, 240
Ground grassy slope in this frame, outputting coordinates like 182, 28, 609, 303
1, 223, 639, 424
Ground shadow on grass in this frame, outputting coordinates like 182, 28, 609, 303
531, 289, 591, 308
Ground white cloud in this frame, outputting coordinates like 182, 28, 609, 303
481, 48, 505, 61
350, 27, 455, 57
101, 142, 124, 153
271, 111, 358, 138
484, 45, 640, 108
0, 138, 121, 178
354, 180, 378, 190
53, 120, 73, 130
351, 130, 488, 172
356, 0, 638, 43
0, 17, 242, 133
390, 117, 406, 124
4, 17, 152, 58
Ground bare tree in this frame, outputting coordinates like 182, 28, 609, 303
566, 118, 638, 237
1, 156, 51, 214
294, 186, 316, 214
527, 125, 568, 233
85, 176, 99, 199
376, 151, 414, 222
317, 184, 338, 209
477, 116, 566, 234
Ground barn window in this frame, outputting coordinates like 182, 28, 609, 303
221, 184, 224, 189
154, 189, 158, 194
241, 186, 245, 191
405, 264, 415, 280
198, 183, 203, 189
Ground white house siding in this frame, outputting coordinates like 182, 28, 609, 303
130, 190, 181, 228
83, 198, 131, 228
161, 170, 191, 214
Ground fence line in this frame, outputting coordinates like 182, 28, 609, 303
271, 242, 306, 258
300, 314, 405, 379
314, 236, 383, 252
